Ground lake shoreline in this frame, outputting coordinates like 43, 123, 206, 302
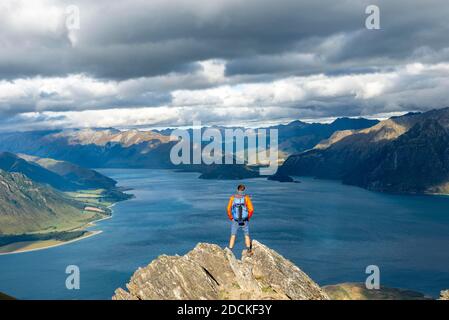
0, 208, 116, 256
0, 230, 103, 256
2, 169, 449, 299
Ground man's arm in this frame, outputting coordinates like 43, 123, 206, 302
227, 196, 234, 220
245, 195, 254, 220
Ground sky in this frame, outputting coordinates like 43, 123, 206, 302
0, 0, 448, 131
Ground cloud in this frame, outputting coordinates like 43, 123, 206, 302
2, 63, 449, 130
1, 0, 449, 129
2, 0, 449, 80
0, 60, 230, 115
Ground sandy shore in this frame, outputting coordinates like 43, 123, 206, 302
0, 230, 103, 255
0, 182, 128, 255
0, 214, 113, 255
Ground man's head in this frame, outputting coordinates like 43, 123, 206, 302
237, 184, 246, 192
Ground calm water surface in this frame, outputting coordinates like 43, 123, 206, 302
1, 169, 449, 299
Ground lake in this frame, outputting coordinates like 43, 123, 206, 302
1, 169, 449, 299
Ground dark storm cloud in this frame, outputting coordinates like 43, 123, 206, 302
0, 0, 449, 129
3, 0, 448, 80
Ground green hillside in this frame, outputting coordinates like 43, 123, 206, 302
0, 152, 77, 190
0, 292, 15, 300
18, 154, 117, 190
324, 283, 432, 300
0, 169, 103, 235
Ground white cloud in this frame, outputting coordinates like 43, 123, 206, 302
198, 60, 226, 83
0, 0, 70, 47
1, 0, 449, 131
172, 63, 448, 109
2, 62, 449, 130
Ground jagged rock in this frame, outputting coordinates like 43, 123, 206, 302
241, 241, 328, 300
113, 288, 138, 300
113, 240, 329, 300
440, 290, 449, 300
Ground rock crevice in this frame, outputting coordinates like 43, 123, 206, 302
113, 240, 329, 300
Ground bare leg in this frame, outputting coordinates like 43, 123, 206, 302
245, 235, 252, 251
229, 235, 236, 249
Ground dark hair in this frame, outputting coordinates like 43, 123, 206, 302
237, 184, 246, 191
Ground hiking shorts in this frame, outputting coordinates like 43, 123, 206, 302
231, 220, 249, 236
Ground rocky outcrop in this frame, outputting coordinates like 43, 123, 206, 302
440, 290, 449, 300
113, 240, 329, 300
324, 283, 433, 300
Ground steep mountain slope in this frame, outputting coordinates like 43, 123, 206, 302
346, 118, 449, 192
0, 170, 95, 235
113, 240, 329, 300
276, 108, 449, 193
267, 117, 379, 155
0, 152, 118, 191
0, 152, 78, 191
18, 154, 117, 190
0, 292, 15, 300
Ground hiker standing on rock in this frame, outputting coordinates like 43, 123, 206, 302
227, 184, 254, 255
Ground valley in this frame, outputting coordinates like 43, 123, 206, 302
0, 111, 447, 254
0, 153, 132, 254
2, 169, 449, 299
0, 117, 378, 181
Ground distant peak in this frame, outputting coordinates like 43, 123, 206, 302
287, 120, 306, 126
0, 151, 18, 158
331, 117, 373, 124
390, 112, 422, 119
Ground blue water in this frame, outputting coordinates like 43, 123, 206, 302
1, 169, 449, 299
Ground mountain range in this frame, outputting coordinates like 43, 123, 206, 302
0, 118, 378, 180
0, 129, 175, 170
265, 117, 379, 155
1, 109, 447, 239
156, 117, 379, 156
0, 117, 378, 239
275, 108, 449, 194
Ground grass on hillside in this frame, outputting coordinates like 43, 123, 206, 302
0, 292, 15, 300
0, 186, 131, 253
65, 188, 131, 208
